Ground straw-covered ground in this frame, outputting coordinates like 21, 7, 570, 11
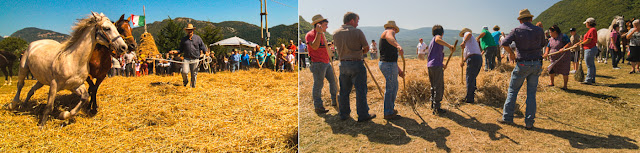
0, 69, 298, 152
299, 57, 639, 152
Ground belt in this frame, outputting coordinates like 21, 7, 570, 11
340, 59, 363, 61
515, 59, 542, 62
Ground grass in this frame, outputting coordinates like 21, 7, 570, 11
0, 69, 298, 152
299, 57, 640, 152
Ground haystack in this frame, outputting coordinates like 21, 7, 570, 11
138, 32, 160, 60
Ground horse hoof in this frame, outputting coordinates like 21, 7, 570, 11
58, 111, 72, 120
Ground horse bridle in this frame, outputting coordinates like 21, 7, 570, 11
95, 21, 123, 50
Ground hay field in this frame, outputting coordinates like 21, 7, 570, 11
0, 69, 297, 152
299, 57, 640, 152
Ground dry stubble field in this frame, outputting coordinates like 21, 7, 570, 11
0, 69, 298, 152
299, 57, 639, 152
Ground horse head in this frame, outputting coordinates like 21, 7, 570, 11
116, 14, 138, 54
91, 12, 127, 55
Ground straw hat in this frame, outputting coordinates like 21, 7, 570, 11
459, 28, 472, 37
184, 24, 195, 30
583, 17, 596, 24
311, 14, 327, 25
493, 25, 500, 30
384, 20, 400, 33
517, 9, 534, 20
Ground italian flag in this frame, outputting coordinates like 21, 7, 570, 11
130, 15, 145, 27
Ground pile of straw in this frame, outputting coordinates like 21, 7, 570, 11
0, 69, 297, 152
137, 32, 160, 59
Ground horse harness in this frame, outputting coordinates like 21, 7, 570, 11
95, 22, 123, 50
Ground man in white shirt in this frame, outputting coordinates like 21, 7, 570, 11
417, 38, 427, 60
369, 40, 378, 59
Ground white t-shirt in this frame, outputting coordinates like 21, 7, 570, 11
287, 54, 295, 64
417, 42, 427, 54
369, 43, 378, 53
463, 32, 482, 58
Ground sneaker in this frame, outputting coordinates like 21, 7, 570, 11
613, 67, 621, 69
570, 70, 576, 74
525, 124, 534, 130
580, 81, 592, 85
433, 108, 446, 115
497, 118, 514, 125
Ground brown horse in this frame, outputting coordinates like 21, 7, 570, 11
85, 14, 137, 115
0, 51, 17, 86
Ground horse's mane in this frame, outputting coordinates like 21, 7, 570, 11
61, 13, 109, 51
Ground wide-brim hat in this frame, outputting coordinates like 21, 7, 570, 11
518, 9, 534, 20
384, 20, 400, 33
184, 24, 195, 30
583, 17, 596, 24
311, 14, 327, 25
459, 28, 471, 37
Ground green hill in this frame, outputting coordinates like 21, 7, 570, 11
10, 27, 70, 43
534, 0, 640, 34
131, 17, 297, 48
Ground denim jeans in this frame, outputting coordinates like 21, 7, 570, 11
338, 61, 371, 120
310, 62, 338, 110
231, 61, 239, 72
502, 60, 542, 126
484, 46, 499, 70
584, 46, 598, 83
181, 59, 199, 88
379, 61, 398, 116
465, 54, 482, 102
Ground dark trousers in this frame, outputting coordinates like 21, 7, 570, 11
125, 63, 135, 77
465, 55, 483, 102
612, 50, 623, 67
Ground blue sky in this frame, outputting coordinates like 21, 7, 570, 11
0, 0, 297, 36
300, 0, 560, 34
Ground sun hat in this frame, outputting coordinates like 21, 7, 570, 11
184, 24, 195, 30
311, 14, 328, 25
518, 9, 534, 20
459, 28, 472, 37
384, 20, 400, 33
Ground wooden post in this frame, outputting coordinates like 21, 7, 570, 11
143, 6, 147, 33
444, 40, 459, 70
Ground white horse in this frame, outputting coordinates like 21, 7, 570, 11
597, 15, 625, 63
10, 12, 127, 128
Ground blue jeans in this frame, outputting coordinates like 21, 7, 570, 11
502, 60, 542, 126
181, 59, 199, 88
584, 46, 597, 83
379, 61, 398, 116
338, 61, 371, 120
484, 46, 498, 70
310, 62, 338, 110
231, 61, 240, 72
465, 54, 482, 102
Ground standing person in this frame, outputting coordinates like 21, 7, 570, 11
576, 17, 598, 84
123, 51, 136, 77
459, 28, 483, 103
492, 25, 504, 64
369, 40, 378, 60
569, 28, 581, 73
171, 24, 208, 88
298, 40, 307, 69
287, 51, 295, 71
497, 9, 545, 130
477, 26, 499, 71
230, 50, 241, 72
610, 24, 622, 69
425, 25, 455, 115
242, 51, 251, 70
135, 60, 141, 77
378, 21, 405, 119
288, 40, 297, 64
417, 38, 427, 60
306, 14, 338, 113
142, 60, 148, 75
333, 12, 376, 121
626, 19, 640, 73
110, 56, 121, 77
544, 25, 571, 89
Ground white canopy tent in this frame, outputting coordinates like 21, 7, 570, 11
210, 36, 258, 48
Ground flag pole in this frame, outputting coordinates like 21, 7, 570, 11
144, 5, 147, 33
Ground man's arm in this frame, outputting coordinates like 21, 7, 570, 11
359, 30, 370, 54
309, 25, 324, 50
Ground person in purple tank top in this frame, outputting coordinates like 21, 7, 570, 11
425, 25, 455, 115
